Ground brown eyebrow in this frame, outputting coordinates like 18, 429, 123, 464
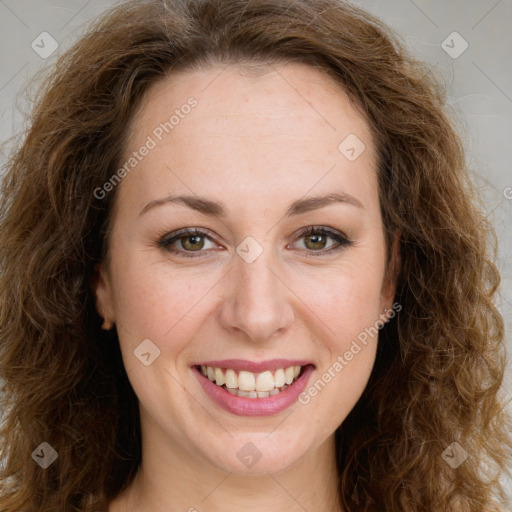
139, 192, 363, 217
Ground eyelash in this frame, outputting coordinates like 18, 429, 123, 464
157, 226, 353, 258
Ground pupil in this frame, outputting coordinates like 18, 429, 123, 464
306, 234, 326, 250
183, 235, 204, 250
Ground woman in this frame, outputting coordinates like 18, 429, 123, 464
0, 0, 510, 510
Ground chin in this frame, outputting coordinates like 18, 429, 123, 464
201, 430, 311, 475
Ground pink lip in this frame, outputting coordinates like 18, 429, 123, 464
194, 359, 313, 373
192, 364, 315, 417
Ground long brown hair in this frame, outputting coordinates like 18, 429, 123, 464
1, 1, 510, 510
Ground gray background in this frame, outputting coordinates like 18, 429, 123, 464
0, 0, 511, 503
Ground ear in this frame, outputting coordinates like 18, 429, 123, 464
380, 229, 401, 312
91, 261, 115, 329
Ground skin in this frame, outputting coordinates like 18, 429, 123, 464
94, 61, 399, 512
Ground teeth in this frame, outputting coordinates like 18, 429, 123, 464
214, 367, 225, 386
225, 369, 237, 389
199, 364, 305, 396
238, 371, 256, 391
274, 368, 285, 388
284, 366, 295, 385
256, 371, 275, 392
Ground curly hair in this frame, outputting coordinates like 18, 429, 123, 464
1, 0, 511, 510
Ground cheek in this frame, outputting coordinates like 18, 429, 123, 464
293, 252, 384, 419
311, 342, 377, 432
108, 250, 223, 360
301, 256, 386, 342
298, 300, 380, 433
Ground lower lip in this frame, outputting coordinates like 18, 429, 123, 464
193, 365, 315, 416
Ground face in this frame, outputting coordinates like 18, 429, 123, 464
94, 62, 398, 476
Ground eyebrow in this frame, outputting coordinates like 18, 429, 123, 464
139, 191, 364, 217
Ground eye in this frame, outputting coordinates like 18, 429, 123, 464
157, 226, 352, 259
158, 228, 219, 257
291, 226, 352, 256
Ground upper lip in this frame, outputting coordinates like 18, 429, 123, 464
193, 359, 314, 373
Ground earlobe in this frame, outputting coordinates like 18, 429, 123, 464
381, 230, 401, 312
91, 262, 115, 330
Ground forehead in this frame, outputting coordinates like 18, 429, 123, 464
117, 62, 378, 214
129, 61, 373, 143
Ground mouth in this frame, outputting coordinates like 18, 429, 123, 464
192, 359, 315, 416
196, 363, 305, 398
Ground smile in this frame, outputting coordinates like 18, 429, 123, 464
193, 360, 315, 416
199, 364, 302, 398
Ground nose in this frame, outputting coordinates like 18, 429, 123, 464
218, 249, 295, 343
